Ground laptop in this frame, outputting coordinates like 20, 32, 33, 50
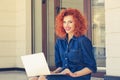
21, 52, 64, 77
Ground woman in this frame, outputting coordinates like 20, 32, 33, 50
30, 8, 97, 80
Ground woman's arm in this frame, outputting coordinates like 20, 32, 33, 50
52, 67, 63, 73
60, 67, 92, 77
72, 67, 92, 77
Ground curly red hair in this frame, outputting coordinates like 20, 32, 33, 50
55, 8, 87, 38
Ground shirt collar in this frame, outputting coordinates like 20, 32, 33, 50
63, 34, 77, 41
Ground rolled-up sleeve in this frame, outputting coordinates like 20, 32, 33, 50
80, 38, 97, 73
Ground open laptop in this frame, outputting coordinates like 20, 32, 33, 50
21, 52, 64, 77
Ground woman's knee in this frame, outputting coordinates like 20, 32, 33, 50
46, 76, 57, 80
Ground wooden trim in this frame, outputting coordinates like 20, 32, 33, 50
84, 0, 92, 40
42, 1, 47, 58
0, 68, 25, 71
31, 0, 35, 54
54, 0, 60, 41
54, 0, 60, 18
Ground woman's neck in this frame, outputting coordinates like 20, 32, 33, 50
68, 33, 73, 43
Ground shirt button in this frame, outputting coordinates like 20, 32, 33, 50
65, 51, 67, 53
65, 58, 67, 60
67, 45, 68, 48
65, 64, 67, 66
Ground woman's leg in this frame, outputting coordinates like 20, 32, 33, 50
29, 76, 46, 80
38, 76, 46, 80
29, 77, 38, 80
46, 75, 73, 80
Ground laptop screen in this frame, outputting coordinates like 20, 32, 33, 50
21, 52, 51, 77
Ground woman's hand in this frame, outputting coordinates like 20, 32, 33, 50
52, 67, 62, 73
60, 68, 77, 77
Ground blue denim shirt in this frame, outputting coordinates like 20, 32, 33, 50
55, 35, 97, 79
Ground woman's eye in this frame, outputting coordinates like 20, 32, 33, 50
68, 21, 72, 23
63, 21, 66, 23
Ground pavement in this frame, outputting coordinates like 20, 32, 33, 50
0, 71, 104, 80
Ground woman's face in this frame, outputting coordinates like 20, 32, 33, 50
63, 15, 75, 35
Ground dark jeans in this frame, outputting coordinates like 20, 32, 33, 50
46, 75, 88, 80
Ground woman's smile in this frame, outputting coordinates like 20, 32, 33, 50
64, 26, 71, 31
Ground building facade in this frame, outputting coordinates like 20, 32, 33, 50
0, 0, 120, 79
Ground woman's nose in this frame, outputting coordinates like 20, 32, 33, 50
66, 22, 69, 26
